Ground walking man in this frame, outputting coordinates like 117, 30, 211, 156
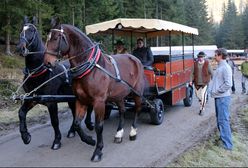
209, 48, 233, 150
190, 51, 213, 116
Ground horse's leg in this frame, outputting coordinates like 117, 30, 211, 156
74, 100, 95, 146
91, 100, 105, 162
18, 101, 35, 144
47, 103, 61, 150
85, 105, 94, 131
114, 100, 125, 143
67, 101, 76, 138
129, 96, 142, 141
91, 101, 105, 162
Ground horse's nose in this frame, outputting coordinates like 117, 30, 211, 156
16, 43, 26, 56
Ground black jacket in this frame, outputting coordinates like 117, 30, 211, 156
132, 46, 154, 66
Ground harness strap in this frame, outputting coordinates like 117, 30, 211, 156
30, 69, 47, 78
23, 63, 48, 78
95, 64, 140, 95
70, 45, 101, 79
95, 63, 154, 108
106, 55, 121, 81
59, 63, 69, 83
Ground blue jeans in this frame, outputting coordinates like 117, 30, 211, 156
215, 96, 233, 150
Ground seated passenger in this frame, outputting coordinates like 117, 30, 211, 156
132, 38, 154, 67
113, 40, 128, 54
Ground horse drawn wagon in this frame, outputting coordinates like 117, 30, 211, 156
13, 17, 198, 162
85, 18, 199, 125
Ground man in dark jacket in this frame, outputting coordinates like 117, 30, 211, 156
132, 38, 154, 67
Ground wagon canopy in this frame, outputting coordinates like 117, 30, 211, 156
85, 18, 199, 37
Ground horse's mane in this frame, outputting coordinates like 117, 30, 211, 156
62, 24, 93, 45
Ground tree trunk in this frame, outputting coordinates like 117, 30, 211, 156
5, 1, 12, 56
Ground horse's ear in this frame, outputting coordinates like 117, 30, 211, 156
32, 16, 38, 25
51, 17, 60, 28
23, 16, 29, 24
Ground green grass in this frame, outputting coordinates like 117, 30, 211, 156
0, 54, 24, 69
169, 108, 248, 167
0, 103, 70, 132
0, 54, 24, 109
0, 79, 18, 97
241, 108, 248, 128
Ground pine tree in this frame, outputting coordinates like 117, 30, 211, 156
218, 0, 244, 49
184, 0, 214, 45
242, 5, 248, 48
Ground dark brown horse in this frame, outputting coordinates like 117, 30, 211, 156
44, 19, 145, 162
15, 16, 93, 150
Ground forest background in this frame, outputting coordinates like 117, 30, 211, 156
0, 0, 248, 55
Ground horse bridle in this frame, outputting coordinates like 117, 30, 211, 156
45, 27, 69, 58
20, 23, 43, 56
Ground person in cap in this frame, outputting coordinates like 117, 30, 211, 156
190, 51, 213, 116
209, 48, 233, 150
132, 38, 154, 67
113, 40, 128, 54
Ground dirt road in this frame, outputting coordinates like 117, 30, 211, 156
0, 69, 246, 167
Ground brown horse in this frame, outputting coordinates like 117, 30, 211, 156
44, 20, 145, 162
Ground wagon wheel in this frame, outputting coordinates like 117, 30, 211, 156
183, 85, 193, 107
150, 98, 165, 125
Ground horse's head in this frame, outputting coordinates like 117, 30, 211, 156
44, 17, 70, 66
16, 16, 40, 57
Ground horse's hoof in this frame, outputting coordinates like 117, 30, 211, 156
129, 135, 137, 141
51, 142, 61, 150
114, 137, 122, 143
67, 131, 76, 138
85, 122, 94, 131
91, 152, 102, 162
21, 132, 31, 144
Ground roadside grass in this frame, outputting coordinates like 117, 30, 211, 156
0, 54, 24, 69
0, 55, 24, 112
0, 54, 24, 81
169, 107, 248, 167
0, 103, 70, 134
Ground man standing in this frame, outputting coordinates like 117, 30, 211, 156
209, 48, 233, 150
240, 57, 248, 94
190, 51, 213, 116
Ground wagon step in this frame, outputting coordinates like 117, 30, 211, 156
12, 95, 76, 103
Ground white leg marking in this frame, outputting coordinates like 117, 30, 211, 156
115, 129, 124, 138
129, 126, 137, 137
